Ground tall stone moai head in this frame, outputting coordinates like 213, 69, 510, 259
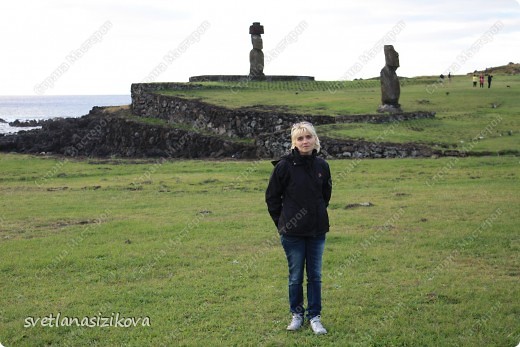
384, 45, 399, 69
250, 22, 264, 50
249, 22, 265, 79
251, 35, 263, 50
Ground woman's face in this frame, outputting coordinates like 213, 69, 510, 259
294, 131, 316, 155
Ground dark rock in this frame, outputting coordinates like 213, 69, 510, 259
9, 119, 43, 127
345, 202, 374, 209
0, 107, 257, 159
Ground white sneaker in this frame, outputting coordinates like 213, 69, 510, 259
310, 315, 327, 335
286, 313, 304, 331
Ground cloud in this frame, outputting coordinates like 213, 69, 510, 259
0, 0, 518, 94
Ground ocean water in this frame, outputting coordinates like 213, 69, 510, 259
0, 95, 131, 134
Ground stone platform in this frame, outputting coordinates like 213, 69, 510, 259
189, 75, 315, 82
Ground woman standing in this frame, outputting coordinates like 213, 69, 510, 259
265, 122, 332, 335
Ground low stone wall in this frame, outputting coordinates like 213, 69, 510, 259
131, 82, 435, 139
189, 75, 315, 82
256, 129, 436, 159
128, 82, 440, 159
131, 83, 335, 138
335, 112, 435, 124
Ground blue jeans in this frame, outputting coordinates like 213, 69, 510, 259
280, 233, 326, 319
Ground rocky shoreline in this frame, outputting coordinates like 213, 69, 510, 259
0, 107, 257, 158
7, 119, 46, 127
0, 105, 444, 159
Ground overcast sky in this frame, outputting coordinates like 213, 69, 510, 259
1, 0, 518, 95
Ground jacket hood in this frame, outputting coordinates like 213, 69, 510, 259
271, 148, 318, 166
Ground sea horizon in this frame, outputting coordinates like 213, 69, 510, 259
0, 95, 131, 134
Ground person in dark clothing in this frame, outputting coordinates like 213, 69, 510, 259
488, 74, 493, 88
265, 121, 332, 335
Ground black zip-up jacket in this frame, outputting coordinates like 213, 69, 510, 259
265, 149, 332, 236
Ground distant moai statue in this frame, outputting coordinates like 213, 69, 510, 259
378, 45, 402, 113
249, 22, 265, 80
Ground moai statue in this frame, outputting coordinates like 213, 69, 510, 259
249, 22, 265, 79
378, 45, 402, 113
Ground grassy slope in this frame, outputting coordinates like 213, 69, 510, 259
161, 75, 520, 153
0, 154, 518, 346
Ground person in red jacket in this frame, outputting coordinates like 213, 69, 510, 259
266, 121, 332, 335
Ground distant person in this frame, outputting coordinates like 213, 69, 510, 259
266, 121, 332, 335
448, 72, 452, 82
488, 74, 493, 88
472, 75, 477, 87
479, 74, 485, 88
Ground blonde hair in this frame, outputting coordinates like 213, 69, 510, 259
291, 121, 321, 152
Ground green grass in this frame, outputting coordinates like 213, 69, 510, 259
161, 79, 384, 115
320, 76, 519, 153
0, 154, 518, 346
160, 75, 520, 154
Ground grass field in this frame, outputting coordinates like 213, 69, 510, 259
161, 75, 520, 154
0, 153, 518, 346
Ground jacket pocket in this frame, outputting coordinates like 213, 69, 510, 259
278, 205, 310, 234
